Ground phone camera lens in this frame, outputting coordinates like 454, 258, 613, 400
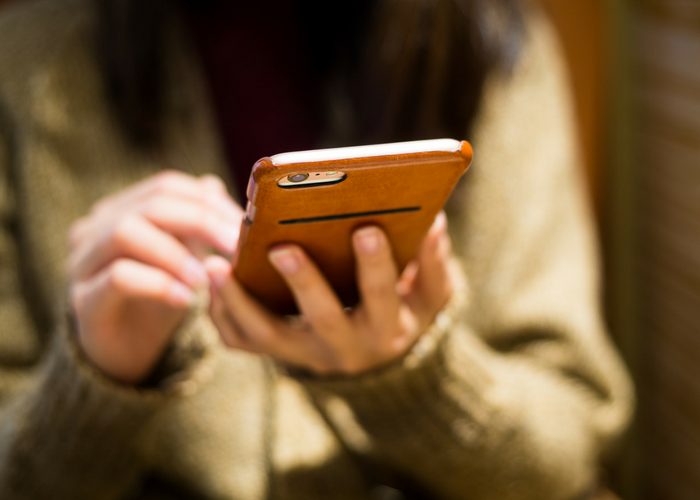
287, 173, 309, 183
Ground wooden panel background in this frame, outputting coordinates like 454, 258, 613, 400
633, 2, 700, 499
539, 0, 606, 215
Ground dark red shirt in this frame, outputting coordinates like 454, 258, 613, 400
184, 2, 320, 201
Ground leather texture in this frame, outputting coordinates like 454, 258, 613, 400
233, 141, 472, 313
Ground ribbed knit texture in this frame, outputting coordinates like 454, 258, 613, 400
0, 319, 163, 499
0, 0, 632, 499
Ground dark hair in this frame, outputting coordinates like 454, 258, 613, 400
95, 0, 523, 151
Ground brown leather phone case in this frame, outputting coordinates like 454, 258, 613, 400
232, 140, 473, 314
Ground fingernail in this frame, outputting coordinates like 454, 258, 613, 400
210, 271, 227, 290
439, 232, 451, 255
355, 227, 381, 254
269, 248, 300, 275
184, 257, 208, 286
204, 255, 231, 290
425, 213, 448, 249
433, 212, 447, 234
170, 283, 195, 306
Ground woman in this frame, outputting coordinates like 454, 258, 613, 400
0, 0, 632, 498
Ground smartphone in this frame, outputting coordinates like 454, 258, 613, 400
232, 138, 473, 314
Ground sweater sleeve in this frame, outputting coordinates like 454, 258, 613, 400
0, 98, 215, 499
301, 9, 633, 500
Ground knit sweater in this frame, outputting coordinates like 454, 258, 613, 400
0, 0, 633, 499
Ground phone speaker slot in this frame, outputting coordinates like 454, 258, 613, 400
278, 206, 421, 225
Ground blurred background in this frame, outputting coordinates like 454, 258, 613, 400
532, 2, 700, 499
0, 0, 698, 498
546, 2, 700, 499
541, 1, 698, 499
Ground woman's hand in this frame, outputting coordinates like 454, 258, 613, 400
206, 213, 454, 376
68, 171, 242, 384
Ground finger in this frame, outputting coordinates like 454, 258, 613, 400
406, 212, 453, 325
88, 171, 191, 218
208, 255, 344, 372
140, 195, 241, 254
268, 246, 352, 344
200, 174, 229, 197
396, 260, 419, 297
352, 226, 401, 334
204, 254, 233, 288
203, 255, 251, 349
69, 214, 208, 287
69, 216, 90, 250
145, 172, 241, 221
205, 255, 293, 357
73, 172, 240, 244
109, 171, 240, 220
209, 287, 260, 353
212, 275, 316, 366
72, 258, 195, 312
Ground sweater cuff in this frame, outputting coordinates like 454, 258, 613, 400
136, 290, 218, 395
0, 296, 221, 499
22, 291, 220, 455
300, 288, 497, 443
32, 315, 167, 440
66, 288, 218, 397
0, 319, 162, 498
